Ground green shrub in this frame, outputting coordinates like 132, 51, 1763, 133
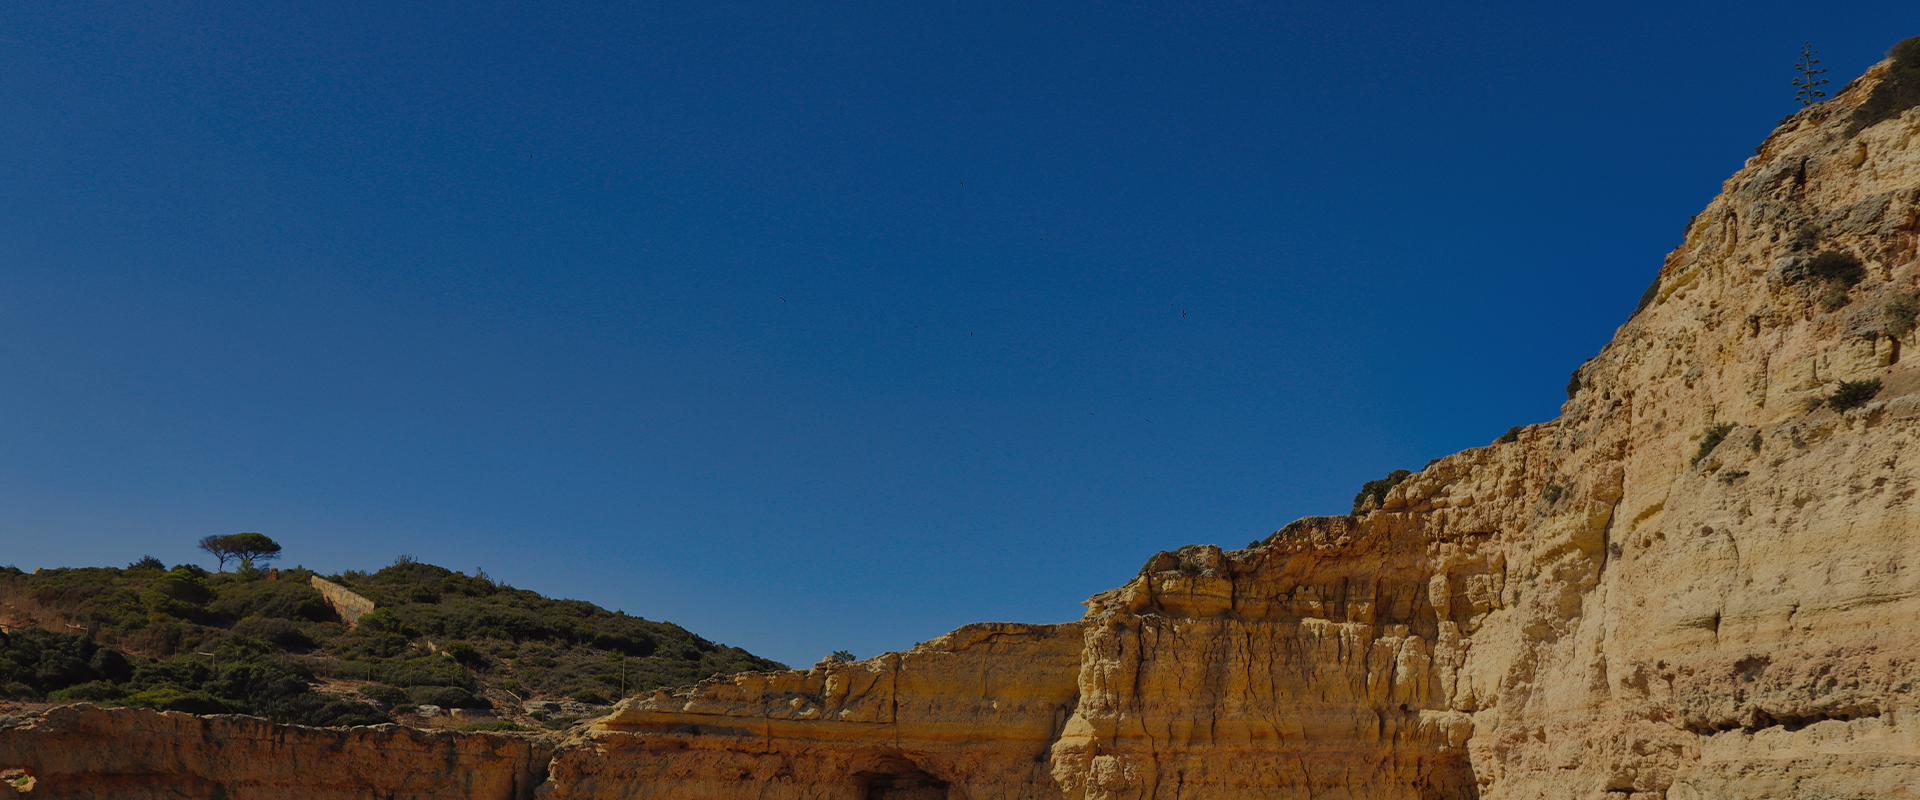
49, 679, 123, 703
1820, 281, 1852, 311
358, 683, 409, 705
1807, 251, 1866, 287
0, 627, 131, 696
210, 580, 333, 623
1851, 36, 1920, 135
1693, 423, 1736, 465
1886, 296, 1919, 338
1498, 426, 1521, 444
410, 685, 488, 709
119, 686, 232, 715
356, 608, 404, 634
143, 570, 216, 620
440, 640, 488, 669
1352, 469, 1413, 513
1827, 378, 1883, 411
1541, 481, 1566, 505
230, 618, 314, 650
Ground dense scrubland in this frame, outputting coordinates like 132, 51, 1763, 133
0, 557, 782, 728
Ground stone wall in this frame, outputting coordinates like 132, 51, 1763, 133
309, 576, 375, 627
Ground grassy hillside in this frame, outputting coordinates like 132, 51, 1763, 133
0, 557, 784, 729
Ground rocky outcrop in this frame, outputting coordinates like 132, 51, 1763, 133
569, 50, 1920, 800
0, 705, 552, 799
4, 45, 1919, 800
561, 622, 1084, 799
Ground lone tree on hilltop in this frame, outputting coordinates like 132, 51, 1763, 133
198, 535, 238, 571
1794, 41, 1829, 106
227, 532, 282, 569
198, 532, 283, 571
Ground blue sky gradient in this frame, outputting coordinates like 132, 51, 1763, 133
4, 1, 1917, 667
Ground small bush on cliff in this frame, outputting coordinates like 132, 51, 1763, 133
1693, 423, 1736, 465
1499, 426, 1522, 444
1806, 250, 1867, 310
1850, 36, 1920, 135
1824, 378, 1883, 412
1807, 250, 1866, 285
1819, 281, 1852, 311
358, 683, 409, 705
1886, 295, 1919, 338
1352, 469, 1413, 514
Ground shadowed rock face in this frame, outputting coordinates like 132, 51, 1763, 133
0, 705, 553, 799
6, 50, 1920, 800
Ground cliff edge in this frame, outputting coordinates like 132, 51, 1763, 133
568, 44, 1920, 800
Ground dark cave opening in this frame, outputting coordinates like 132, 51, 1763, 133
854, 759, 950, 800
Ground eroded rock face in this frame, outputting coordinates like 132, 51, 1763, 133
563, 622, 1085, 799
574, 55, 1920, 800
4, 53, 1919, 800
0, 705, 552, 799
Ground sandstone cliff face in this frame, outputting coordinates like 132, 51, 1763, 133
566, 622, 1084, 799
0, 705, 552, 799
573, 56, 1920, 800
4, 54, 1919, 800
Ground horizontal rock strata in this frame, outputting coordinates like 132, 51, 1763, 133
0, 705, 551, 799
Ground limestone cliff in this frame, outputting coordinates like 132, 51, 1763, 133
4, 47, 1920, 800
563, 49, 1920, 800
0, 705, 552, 799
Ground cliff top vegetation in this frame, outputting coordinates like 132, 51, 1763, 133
0, 556, 783, 729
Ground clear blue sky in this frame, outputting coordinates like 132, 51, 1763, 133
3, 2, 1915, 668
